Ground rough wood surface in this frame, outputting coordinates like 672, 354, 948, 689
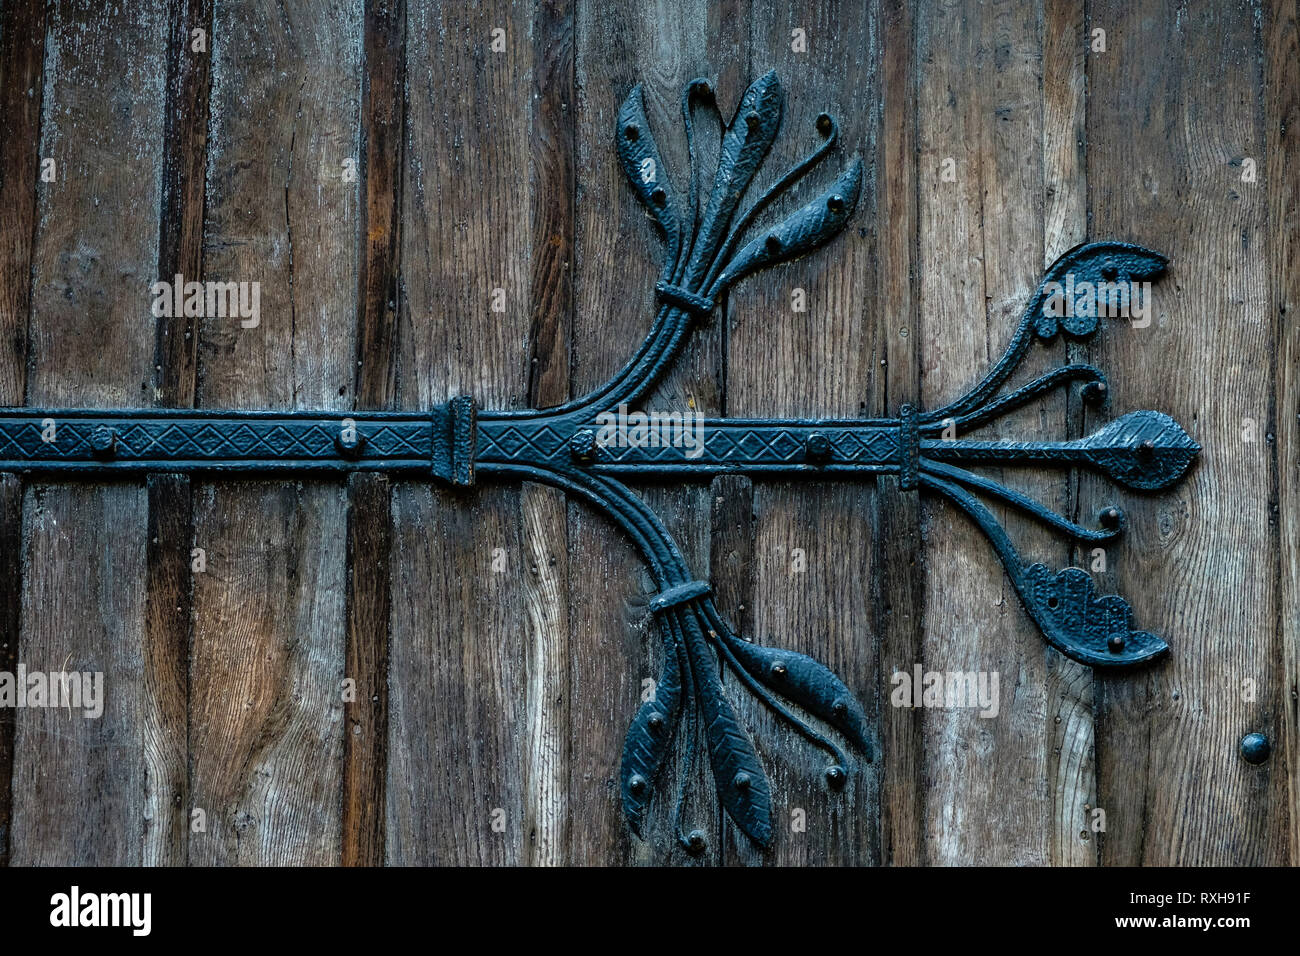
721, 1, 881, 866
11, 0, 167, 864
1, 0, 1297, 867
188, 0, 361, 865
1265, 0, 1300, 868
0, 0, 47, 865
1088, 0, 1289, 866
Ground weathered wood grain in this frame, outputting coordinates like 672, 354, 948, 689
388, 0, 544, 864
520, 0, 575, 866
915, 0, 1062, 865
1265, 0, 1300, 866
569, 0, 726, 866
11, 0, 167, 865
342, 0, 407, 869
1043, 0, 1095, 869
0, 0, 1295, 870
873, 0, 925, 867
1089, 0, 1286, 865
0, 0, 47, 866
189, 0, 361, 865
143, 0, 216, 867
723, 0, 880, 866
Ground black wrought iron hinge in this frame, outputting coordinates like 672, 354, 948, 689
3, 72, 1198, 852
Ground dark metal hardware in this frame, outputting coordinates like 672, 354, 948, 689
0, 73, 1199, 851
1240, 732, 1271, 764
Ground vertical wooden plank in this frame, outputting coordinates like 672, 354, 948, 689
143, 0, 216, 868
0, 0, 47, 865
569, 0, 725, 866
915, 0, 1058, 865
1265, 0, 1300, 866
388, 0, 540, 864
1089, 0, 1287, 864
11, 0, 166, 865
342, 0, 407, 869
1043, 0, 1096, 868
521, 0, 574, 866
342, 471, 391, 867
874, 0, 926, 866
723, 0, 880, 866
189, 0, 361, 865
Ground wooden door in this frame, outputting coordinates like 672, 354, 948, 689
0, 0, 1293, 866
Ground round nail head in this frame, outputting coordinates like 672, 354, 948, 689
570, 429, 597, 462
686, 829, 707, 855
806, 431, 831, 463
1240, 732, 1271, 765
335, 431, 366, 458
91, 426, 117, 458
825, 765, 847, 790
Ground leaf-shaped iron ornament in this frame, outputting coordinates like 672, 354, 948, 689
0, 73, 1199, 853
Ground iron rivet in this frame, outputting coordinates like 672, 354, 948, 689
733, 772, 751, 791
91, 426, 117, 458
826, 194, 845, 214
825, 765, 847, 790
651, 187, 667, 207
832, 698, 848, 719
1136, 438, 1156, 461
628, 773, 647, 795
816, 112, 833, 136
624, 123, 640, 141
647, 712, 664, 732
765, 234, 782, 254
1240, 732, 1271, 765
769, 660, 787, 679
685, 829, 707, 855
1082, 381, 1108, 404
1108, 635, 1126, 652
335, 431, 367, 459
1100, 507, 1122, 529
1101, 265, 1119, 281
744, 111, 760, 131
570, 428, 597, 463
805, 431, 831, 463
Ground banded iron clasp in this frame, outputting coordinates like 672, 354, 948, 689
0, 73, 1198, 851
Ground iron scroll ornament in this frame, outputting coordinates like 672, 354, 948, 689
0, 73, 1198, 851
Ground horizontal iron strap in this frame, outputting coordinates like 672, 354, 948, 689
475, 417, 904, 472
0, 409, 441, 474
